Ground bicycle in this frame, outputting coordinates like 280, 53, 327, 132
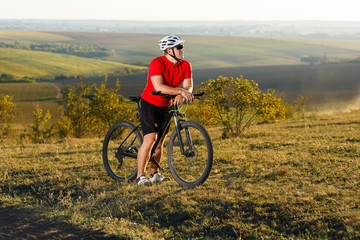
102, 91, 213, 187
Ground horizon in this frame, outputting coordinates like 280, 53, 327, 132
1, 0, 360, 22
2, 19, 360, 23
1, 19, 359, 40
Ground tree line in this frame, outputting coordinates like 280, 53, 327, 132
0, 41, 114, 58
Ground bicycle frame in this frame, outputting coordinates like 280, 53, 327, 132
139, 103, 188, 171
129, 93, 197, 171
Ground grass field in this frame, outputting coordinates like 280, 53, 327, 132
1, 31, 360, 79
0, 30, 73, 42
1, 110, 360, 239
50, 32, 360, 69
0, 82, 62, 123
0, 47, 147, 79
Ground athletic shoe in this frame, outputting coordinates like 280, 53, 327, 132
136, 176, 152, 186
150, 172, 170, 183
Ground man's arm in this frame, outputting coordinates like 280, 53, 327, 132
151, 75, 194, 104
151, 75, 183, 95
182, 78, 193, 93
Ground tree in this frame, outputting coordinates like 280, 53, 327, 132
198, 76, 286, 138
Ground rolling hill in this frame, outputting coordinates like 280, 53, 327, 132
1, 30, 360, 119
1, 30, 360, 78
0, 47, 147, 80
53, 32, 360, 69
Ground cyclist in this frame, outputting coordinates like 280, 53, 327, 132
136, 34, 194, 186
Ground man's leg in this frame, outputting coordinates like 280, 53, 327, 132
150, 135, 166, 174
149, 135, 170, 182
137, 133, 157, 179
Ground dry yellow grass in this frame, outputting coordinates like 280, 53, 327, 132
0, 30, 73, 42
0, 82, 62, 123
1, 109, 360, 239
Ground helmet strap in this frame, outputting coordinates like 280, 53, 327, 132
166, 48, 182, 62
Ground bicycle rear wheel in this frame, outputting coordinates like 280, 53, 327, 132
102, 121, 142, 182
167, 121, 213, 187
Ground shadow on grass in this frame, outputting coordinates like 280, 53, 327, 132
15, 149, 101, 160
0, 205, 123, 240
123, 193, 352, 239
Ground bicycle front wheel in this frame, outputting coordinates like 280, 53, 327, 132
167, 121, 213, 187
102, 121, 142, 182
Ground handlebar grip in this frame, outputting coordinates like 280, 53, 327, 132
151, 90, 205, 99
194, 92, 205, 97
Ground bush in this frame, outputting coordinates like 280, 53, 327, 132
29, 105, 54, 143
293, 95, 312, 119
198, 76, 286, 138
185, 100, 220, 127
57, 77, 137, 138
0, 94, 16, 123
0, 94, 16, 138
0, 74, 15, 82
89, 78, 137, 136
58, 79, 95, 138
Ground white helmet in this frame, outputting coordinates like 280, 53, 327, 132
159, 35, 184, 50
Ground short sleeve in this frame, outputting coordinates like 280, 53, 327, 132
148, 58, 163, 77
184, 62, 192, 79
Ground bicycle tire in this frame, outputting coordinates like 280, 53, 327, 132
167, 121, 213, 187
102, 121, 142, 182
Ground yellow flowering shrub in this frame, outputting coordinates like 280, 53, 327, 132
197, 75, 286, 138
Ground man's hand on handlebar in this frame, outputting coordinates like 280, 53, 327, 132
151, 90, 201, 105
178, 89, 194, 105
173, 95, 184, 105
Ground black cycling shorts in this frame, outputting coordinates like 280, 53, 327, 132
139, 98, 171, 136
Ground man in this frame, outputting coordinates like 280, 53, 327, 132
137, 35, 194, 186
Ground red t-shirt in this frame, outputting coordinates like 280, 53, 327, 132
141, 55, 192, 106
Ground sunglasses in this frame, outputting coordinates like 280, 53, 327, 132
175, 44, 184, 50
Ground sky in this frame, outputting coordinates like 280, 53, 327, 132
1, 0, 359, 22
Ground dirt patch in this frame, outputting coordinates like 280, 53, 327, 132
52, 83, 63, 101
0, 205, 122, 239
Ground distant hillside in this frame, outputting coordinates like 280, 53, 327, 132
54, 32, 360, 69
61, 63, 360, 108
0, 47, 147, 80
1, 31, 360, 74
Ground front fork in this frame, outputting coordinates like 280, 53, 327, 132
149, 111, 193, 171
173, 112, 193, 156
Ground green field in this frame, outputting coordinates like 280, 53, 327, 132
2, 30, 357, 112
1, 110, 360, 239
0, 30, 73, 42
45, 32, 360, 69
0, 47, 147, 79
1, 30, 360, 80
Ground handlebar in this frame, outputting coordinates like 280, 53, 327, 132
150, 90, 205, 101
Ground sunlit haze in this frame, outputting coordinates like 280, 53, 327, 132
1, 0, 359, 22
